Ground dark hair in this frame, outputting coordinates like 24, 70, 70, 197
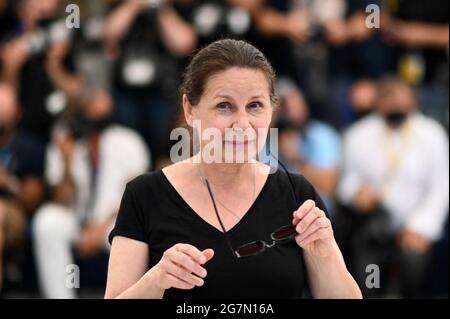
180, 39, 278, 107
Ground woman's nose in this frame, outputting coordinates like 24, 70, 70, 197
232, 111, 252, 130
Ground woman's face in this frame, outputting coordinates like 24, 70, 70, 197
184, 67, 273, 163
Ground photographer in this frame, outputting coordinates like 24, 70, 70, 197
337, 76, 449, 298
0, 0, 81, 142
103, 0, 197, 166
252, 0, 349, 124
32, 88, 150, 298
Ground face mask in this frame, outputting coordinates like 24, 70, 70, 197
383, 111, 408, 128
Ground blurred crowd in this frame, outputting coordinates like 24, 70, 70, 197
0, 0, 448, 298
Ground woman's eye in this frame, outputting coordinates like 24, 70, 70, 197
248, 102, 263, 111
217, 102, 233, 112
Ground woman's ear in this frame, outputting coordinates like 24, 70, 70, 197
182, 94, 194, 127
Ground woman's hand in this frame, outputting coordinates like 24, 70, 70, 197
151, 243, 214, 291
293, 200, 363, 298
292, 200, 334, 258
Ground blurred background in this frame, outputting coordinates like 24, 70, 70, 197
0, 0, 448, 299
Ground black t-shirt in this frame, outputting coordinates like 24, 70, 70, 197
109, 168, 328, 299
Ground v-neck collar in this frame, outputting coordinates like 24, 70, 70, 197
158, 168, 274, 236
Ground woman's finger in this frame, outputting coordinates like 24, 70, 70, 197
292, 199, 316, 225
296, 207, 325, 234
165, 261, 205, 287
164, 272, 196, 290
176, 243, 207, 264
298, 228, 332, 247
170, 251, 207, 279
296, 217, 330, 242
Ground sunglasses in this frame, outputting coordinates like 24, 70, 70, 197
203, 155, 298, 259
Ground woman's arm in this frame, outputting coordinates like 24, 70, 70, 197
293, 200, 362, 299
303, 240, 362, 299
105, 236, 164, 299
105, 237, 214, 299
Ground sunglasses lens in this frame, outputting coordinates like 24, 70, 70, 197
272, 225, 297, 241
236, 241, 265, 258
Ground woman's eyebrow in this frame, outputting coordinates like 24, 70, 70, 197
214, 94, 266, 101
214, 94, 234, 100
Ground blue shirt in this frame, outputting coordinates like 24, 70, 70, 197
301, 120, 341, 169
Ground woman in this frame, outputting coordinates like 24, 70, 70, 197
105, 39, 362, 299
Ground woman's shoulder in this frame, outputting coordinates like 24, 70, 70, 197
272, 168, 327, 212
126, 161, 190, 196
268, 166, 309, 185
269, 167, 318, 198
126, 170, 165, 195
